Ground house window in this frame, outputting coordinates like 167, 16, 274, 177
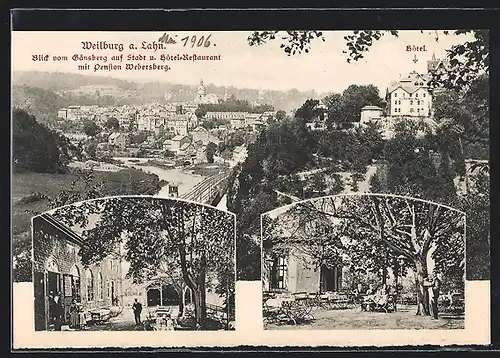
270, 256, 287, 290
394, 93, 397, 97
410, 100, 413, 105
85, 268, 94, 302
416, 93, 419, 98
399, 100, 401, 105
423, 93, 426, 97
409, 93, 412, 97
417, 100, 420, 105
410, 108, 414, 113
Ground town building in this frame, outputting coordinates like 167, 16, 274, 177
230, 117, 246, 129
170, 135, 191, 154
194, 79, 220, 105
387, 71, 433, 117
168, 114, 197, 136
263, 217, 345, 295
264, 251, 344, 294
191, 126, 220, 146
206, 111, 250, 120
65, 106, 82, 121
32, 213, 123, 331
232, 145, 248, 163
360, 105, 384, 124
57, 109, 68, 119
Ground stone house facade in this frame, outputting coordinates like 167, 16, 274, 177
32, 213, 123, 331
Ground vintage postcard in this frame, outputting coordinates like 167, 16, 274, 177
11, 25, 490, 349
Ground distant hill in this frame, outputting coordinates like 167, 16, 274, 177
12, 84, 71, 122
12, 71, 137, 92
12, 71, 324, 112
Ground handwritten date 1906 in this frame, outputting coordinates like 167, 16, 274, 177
158, 33, 213, 48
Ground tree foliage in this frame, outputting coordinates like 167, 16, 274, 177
205, 142, 218, 163
12, 108, 80, 173
83, 120, 101, 137
324, 85, 385, 125
104, 117, 120, 131
248, 30, 488, 91
50, 197, 235, 329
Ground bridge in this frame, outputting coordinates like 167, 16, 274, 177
180, 167, 237, 207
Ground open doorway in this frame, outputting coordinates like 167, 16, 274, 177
320, 265, 338, 293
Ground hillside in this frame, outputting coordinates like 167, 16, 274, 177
13, 71, 323, 112
12, 84, 72, 122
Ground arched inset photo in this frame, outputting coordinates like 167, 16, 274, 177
262, 194, 465, 330
32, 196, 236, 332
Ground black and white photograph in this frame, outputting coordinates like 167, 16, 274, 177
262, 194, 466, 330
32, 196, 236, 332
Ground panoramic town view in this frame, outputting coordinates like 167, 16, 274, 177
12, 30, 489, 335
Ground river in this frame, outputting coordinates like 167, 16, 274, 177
113, 157, 205, 198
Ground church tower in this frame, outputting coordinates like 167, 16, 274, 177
196, 79, 206, 102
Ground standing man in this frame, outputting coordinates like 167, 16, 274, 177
132, 298, 142, 326
53, 292, 63, 331
425, 272, 441, 319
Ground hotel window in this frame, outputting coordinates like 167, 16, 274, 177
398, 100, 401, 105
417, 100, 420, 105
423, 93, 426, 97
98, 273, 104, 300
270, 256, 287, 290
410, 100, 413, 105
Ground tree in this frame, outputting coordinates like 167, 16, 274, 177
50, 197, 235, 329
267, 194, 465, 316
295, 99, 322, 122
323, 93, 343, 128
105, 117, 120, 131
340, 85, 384, 123
129, 131, 149, 146
432, 73, 489, 162
247, 30, 488, 91
83, 120, 101, 137
12, 108, 72, 173
275, 109, 287, 121
205, 142, 218, 163
459, 168, 490, 280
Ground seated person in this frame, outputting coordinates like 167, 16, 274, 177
373, 286, 389, 307
353, 284, 364, 303
362, 284, 377, 311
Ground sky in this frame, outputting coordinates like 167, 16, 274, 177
11, 30, 475, 95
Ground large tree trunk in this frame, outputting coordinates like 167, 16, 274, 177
382, 251, 388, 285
414, 258, 430, 316
176, 288, 184, 318
193, 254, 207, 329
